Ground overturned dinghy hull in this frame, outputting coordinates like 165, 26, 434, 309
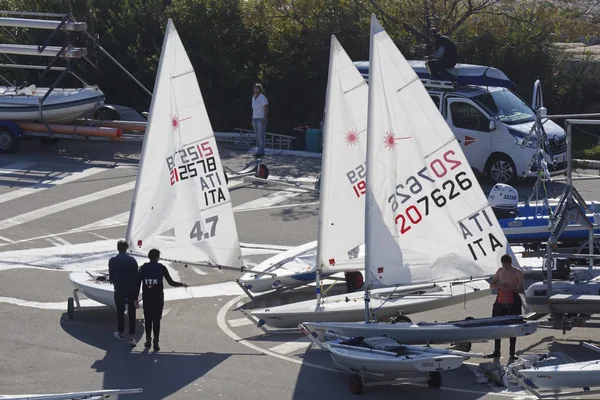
246, 279, 490, 329
303, 315, 537, 345
328, 342, 464, 374
519, 360, 600, 389
0, 86, 105, 123
525, 280, 600, 315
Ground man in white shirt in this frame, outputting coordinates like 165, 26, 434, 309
251, 83, 268, 157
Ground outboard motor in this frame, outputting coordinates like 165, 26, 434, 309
554, 258, 571, 280
488, 183, 519, 219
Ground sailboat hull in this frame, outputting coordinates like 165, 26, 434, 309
525, 280, 600, 314
518, 360, 600, 389
68, 271, 118, 309
327, 343, 464, 374
246, 279, 491, 329
303, 315, 537, 345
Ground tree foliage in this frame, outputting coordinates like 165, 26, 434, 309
0, 0, 598, 134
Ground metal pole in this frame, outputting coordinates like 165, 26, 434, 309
566, 122, 572, 188
84, 30, 153, 97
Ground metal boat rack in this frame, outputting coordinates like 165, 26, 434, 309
0, 10, 152, 136
528, 114, 600, 331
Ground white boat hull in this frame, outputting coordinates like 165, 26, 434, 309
519, 360, 600, 389
68, 271, 120, 308
525, 279, 600, 314
0, 86, 104, 123
327, 342, 464, 374
303, 315, 538, 345
247, 279, 491, 329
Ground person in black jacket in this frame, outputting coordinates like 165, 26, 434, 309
108, 239, 139, 346
425, 28, 458, 79
136, 248, 187, 352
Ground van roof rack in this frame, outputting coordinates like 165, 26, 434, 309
420, 78, 457, 91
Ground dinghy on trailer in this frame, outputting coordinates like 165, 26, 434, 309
0, 388, 142, 400
301, 324, 466, 395
0, 85, 104, 123
68, 19, 246, 317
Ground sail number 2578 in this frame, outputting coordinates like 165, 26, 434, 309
388, 150, 472, 234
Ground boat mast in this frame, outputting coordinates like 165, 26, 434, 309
363, 15, 379, 324
314, 36, 337, 307
125, 20, 172, 248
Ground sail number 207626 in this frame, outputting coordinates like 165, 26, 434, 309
388, 150, 472, 234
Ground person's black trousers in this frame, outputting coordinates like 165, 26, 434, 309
491, 298, 522, 355
114, 291, 136, 335
143, 293, 164, 343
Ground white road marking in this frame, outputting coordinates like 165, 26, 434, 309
0, 181, 135, 231
0, 167, 105, 205
74, 211, 130, 232
0, 281, 243, 310
268, 336, 312, 355
216, 295, 340, 373
0, 161, 37, 175
53, 236, 71, 246
227, 317, 254, 328
232, 189, 306, 212
233, 201, 319, 213
45, 238, 61, 247
0, 235, 13, 243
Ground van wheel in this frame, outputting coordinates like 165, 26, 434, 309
0, 128, 19, 154
486, 154, 516, 184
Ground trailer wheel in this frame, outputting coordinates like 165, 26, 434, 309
427, 372, 442, 388
67, 297, 75, 320
349, 374, 363, 395
255, 164, 269, 179
40, 137, 59, 145
0, 128, 19, 154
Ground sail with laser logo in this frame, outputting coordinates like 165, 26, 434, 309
364, 15, 515, 288
126, 19, 243, 269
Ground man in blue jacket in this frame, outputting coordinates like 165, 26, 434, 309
108, 239, 139, 346
136, 248, 187, 352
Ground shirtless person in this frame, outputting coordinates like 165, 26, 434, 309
485, 253, 524, 360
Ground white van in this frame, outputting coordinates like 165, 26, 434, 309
354, 61, 567, 184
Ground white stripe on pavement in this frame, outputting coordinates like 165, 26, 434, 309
0, 181, 135, 231
233, 188, 306, 212
227, 317, 254, 328
268, 337, 312, 355
0, 161, 37, 175
0, 167, 106, 205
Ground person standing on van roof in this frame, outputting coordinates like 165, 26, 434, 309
108, 239, 139, 346
425, 28, 458, 79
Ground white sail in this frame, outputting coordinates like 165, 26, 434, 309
317, 36, 369, 273
126, 19, 243, 269
365, 15, 513, 288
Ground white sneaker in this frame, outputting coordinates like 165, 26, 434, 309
129, 337, 136, 346
113, 331, 124, 340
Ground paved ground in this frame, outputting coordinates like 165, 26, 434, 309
1, 138, 600, 399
